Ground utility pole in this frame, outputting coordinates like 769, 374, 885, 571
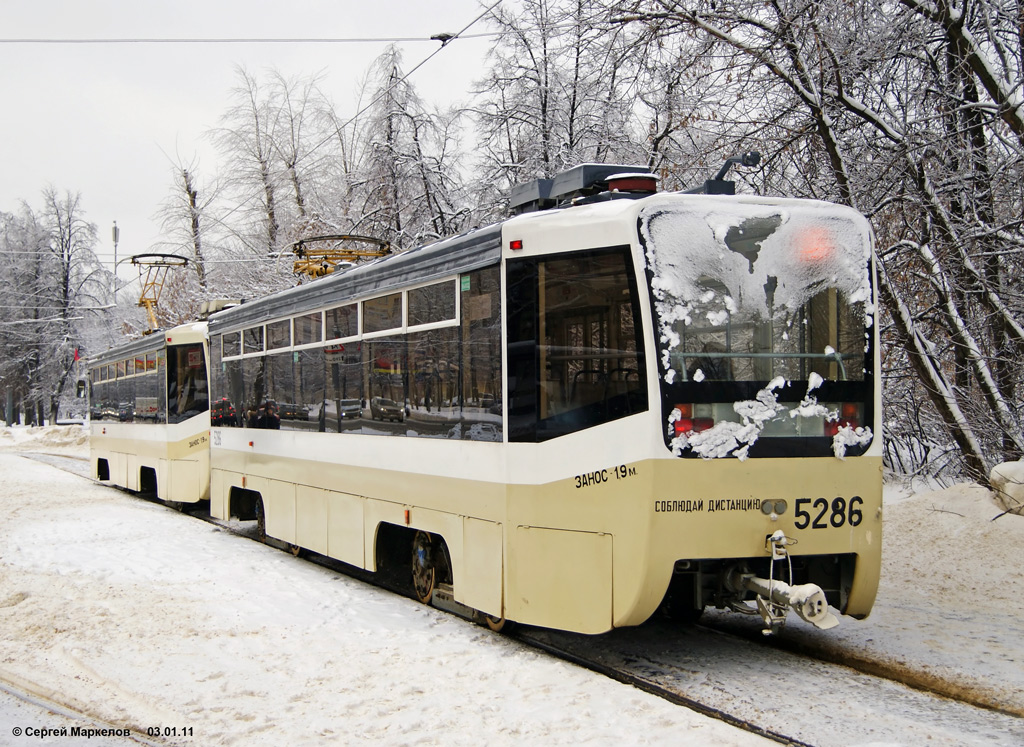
112, 221, 120, 303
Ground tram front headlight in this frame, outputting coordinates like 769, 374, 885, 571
761, 500, 774, 516
774, 500, 787, 515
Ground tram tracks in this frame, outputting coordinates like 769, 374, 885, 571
0, 668, 163, 746
19, 451, 1024, 745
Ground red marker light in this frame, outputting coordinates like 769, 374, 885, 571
672, 404, 712, 434
509, 239, 524, 251
675, 417, 714, 435
796, 226, 832, 263
825, 403, 861, 436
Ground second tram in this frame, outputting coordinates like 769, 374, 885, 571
88, 323, 211, 506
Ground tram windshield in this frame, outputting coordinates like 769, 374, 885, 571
641, 199, 875, 458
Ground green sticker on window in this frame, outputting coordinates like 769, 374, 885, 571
461, 275, 471, 292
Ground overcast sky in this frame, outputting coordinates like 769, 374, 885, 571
1, 0, 494, 277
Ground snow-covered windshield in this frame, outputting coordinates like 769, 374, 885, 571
641, 198, 872, 385
639, 197, 875, 459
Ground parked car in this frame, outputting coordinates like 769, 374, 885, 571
339, 398, 362, 419
277, 402, 309, 420
370, 397, 404, 422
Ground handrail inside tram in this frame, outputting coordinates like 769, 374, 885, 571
674, 351, 856, 380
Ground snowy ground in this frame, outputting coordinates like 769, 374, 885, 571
1, 425, 1023, 745
0, 426, 767, 746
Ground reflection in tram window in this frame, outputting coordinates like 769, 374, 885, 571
295, 312, 323, 345
409, 280, 456, 326
267, 319, 291, 350
167, 344, 209, 424
326, 304, 357, 340
507, 246, 647, 442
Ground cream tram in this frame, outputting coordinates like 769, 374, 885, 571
88, 323, 211, 506
206, 163, 881, 635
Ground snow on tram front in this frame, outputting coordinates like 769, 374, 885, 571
638, 193, 880, 633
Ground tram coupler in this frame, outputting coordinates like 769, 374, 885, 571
726, 530, 840, 634
738, 574, 840, 633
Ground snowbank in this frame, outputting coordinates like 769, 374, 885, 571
990, 461, 1024, 515
0, 425, 88, 455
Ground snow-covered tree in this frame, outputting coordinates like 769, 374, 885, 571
607, 0, 1024, 482
0, 190, 108, 424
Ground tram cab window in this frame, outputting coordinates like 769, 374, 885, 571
167, 343, 209, 423
507, 246, 648, 442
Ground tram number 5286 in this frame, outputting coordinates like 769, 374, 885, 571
794, 496, 863, 530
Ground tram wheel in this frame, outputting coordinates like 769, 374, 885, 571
411, 530, 436, 604
484, 614, 514, 633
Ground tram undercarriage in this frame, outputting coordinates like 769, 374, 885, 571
661, 547, 858, 634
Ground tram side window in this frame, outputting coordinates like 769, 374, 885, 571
91, 371, 117, 420
507, 246, 648, 442
222, 332, 241, 357
409, 280, 456, 326
265, 350, 325, 431
135, 367, 159, 421
295, 347, 327, 430
267, 319, 291, 350
365, 336, 408, 433
214, 357, 246, 428
363, 293, 402, 334
407, 328, 461, 436
327, 304, 357, 339
324, 345, 364, 432
167, 344, 209, 423
244, 326, 264, 354
461, 266, 502, 441
295, 312, 323, 345
208, 266, 503, 441
155, 350, 167, 423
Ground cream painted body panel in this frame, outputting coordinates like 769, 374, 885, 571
210, 407, 881, 632
90, 413, 211, 503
